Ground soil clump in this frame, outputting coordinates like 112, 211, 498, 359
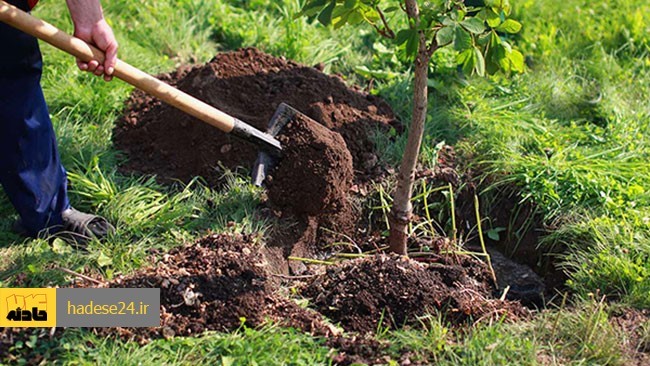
267, 113, 354, 216
303, 253, 528, 333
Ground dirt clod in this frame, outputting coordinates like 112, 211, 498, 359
267, 114, 353, 216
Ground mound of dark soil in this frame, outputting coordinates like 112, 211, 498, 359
97, 233, 332, 343
114, 48, 397, 186
303, 254, 528, 333
267, 113, 353, 216
114, 48, 396, 267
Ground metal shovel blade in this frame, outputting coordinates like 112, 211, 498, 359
251, 103, 300, 186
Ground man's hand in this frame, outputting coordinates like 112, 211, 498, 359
66, 0, 118, 81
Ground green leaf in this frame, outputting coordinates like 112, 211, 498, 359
355, 65, 398, 80
496, 46, 510, 71
442, 16, 455, 26
332, 4, 350, 17
97, 252, 113, 267
508, 49, 525, 72
490, 31, 502, 46
461, 17, 486, 34
474, 47, 486, 76
395, 29, 412, 45
221, 356, 235, 366
436, 26, 455, 46
487, 227, 506, 241
317, 1, 336, 26
485, 36, 506, 74
405, 30, 419, 59
486, 0, 511, 14
501, 40, 512, 53
454, 26, 472, 51
384, 6, 399, 13
332, 6, 352, 28
485, 8, 501, 27
347, 9, 364, 25
456, 9, 466, 21
344, 0, 358, 9
457, 48, 475, 74
300, 0, 327, 17
477, 32, 491, 46
496, 19, 522, 33
52, 238, 70, 254
333, 10, 351, 29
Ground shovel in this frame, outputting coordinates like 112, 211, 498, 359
0, 0, 300, 186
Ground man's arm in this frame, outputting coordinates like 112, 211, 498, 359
66, 0, 117, 81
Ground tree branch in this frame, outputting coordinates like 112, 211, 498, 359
371, 23, 394, 39
374, 6, 395, 38
56, 266, 105, 285
427, 37, 439, 57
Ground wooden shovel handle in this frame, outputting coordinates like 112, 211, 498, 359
0, 0, 236, 133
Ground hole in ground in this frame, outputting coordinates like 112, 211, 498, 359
424, 181, 567, 308
398, 146, 569, 309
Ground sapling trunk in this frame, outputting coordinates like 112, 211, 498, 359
388, 0, 428, 255
299, 0, 523, 255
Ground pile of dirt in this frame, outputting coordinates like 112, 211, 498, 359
303, 253, 528, 333
113, 48, 397, 186
267, 113, 354, 216
114, 48, 397, 269
96, 233, 332, 343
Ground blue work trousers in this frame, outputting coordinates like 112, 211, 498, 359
0, 0, 70, 236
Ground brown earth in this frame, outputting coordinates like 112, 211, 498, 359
113, 47, 397, 186
303, 253, 529, 333
267, 113, 353, 217
93, 233, 334, 343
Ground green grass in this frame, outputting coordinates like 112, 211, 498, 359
1, 0, 649, 364
446, 0, 650, 308
5, 325, 334, 365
